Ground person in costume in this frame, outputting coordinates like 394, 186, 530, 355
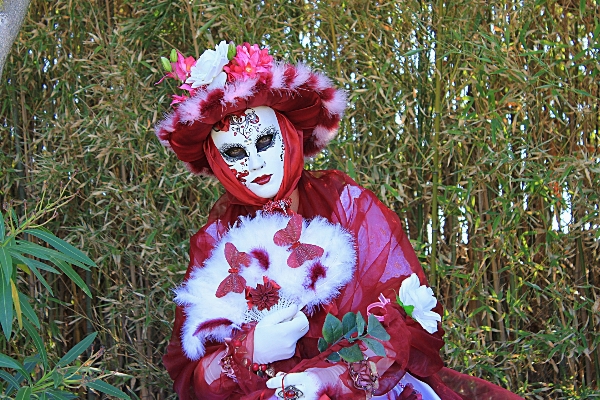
156, 41, 523, 400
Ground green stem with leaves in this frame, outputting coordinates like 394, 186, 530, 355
318, 311, 390, 363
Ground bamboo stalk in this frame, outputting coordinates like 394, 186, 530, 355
414, 2, 426, 244
430, 0, 444, 288
477, 182, 492, 342
9, 69, 26, 213
121, 158, 149, 399
186, 1, 199, 58
480, 182, 506, 342
105, 0, 113, 65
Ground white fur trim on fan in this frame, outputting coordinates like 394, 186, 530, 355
174, 212, 356, 360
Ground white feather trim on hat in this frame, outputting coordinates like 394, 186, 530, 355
155, 58, 347, 176
174, 212, 356, 360
270, 62, 286, 89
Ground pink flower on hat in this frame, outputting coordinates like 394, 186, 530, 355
224, 43, 273, 82
173, 53, 197, 82
156, 51, 196, 85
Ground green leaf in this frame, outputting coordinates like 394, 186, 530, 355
490, 118, 501, 145
24, 229, 96, 268
397, 298, 414, 317
15, 386, 31, 400
62, 371, 83, 383
341, 312, 356, 337
338, 344, 364, 363
52, 369, 62, 388
10, 356, 39, 389
23, 319, 48, 368
50, 257, 91, 298
317, 337, 328, 353
0, 370, 20, 389
361, 338, 386, 357
86, 379, 131, 399
11, 242, 56, 260
367, 314, 390, 341
322, 314, 343, 345
0, 268, 13, 340
46, 389, 78, 400
139, 60, 153, 71
14, 242, 90, 271
19, 293, 40, 328
347, 158, 356, 180
160, 57, 172, 72
11, 280, 22, 329
0, 354, 26, 376
198, 16, 218, 37
57, 332, 97, 367
403, 48, 423, 57
0, 247, 11, 284
326, 352, 341, 362
10, 254, 53, 295
49, 251, 91, 272
356, 311, 366, 336
0, 212, 5, 240
145, 230, 158, 247
10, 252, 59, 274
572, 88, 593, 97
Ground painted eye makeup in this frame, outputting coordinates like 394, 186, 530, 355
221, 144, 248, 162
256, 127, 276, 152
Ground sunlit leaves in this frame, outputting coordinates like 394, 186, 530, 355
0, 333, 130, 399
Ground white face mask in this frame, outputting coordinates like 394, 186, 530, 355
211, 106, 285, 199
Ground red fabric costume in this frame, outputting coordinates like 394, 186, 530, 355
163, 170, 523, 400
156, 43, 523, 399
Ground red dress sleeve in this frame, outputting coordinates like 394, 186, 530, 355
297, 171, 523, 399
287, 172, 448, 397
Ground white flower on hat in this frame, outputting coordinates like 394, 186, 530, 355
186, 41, 230, 88
397, 273, 441, 334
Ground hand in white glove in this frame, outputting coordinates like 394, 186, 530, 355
267, 371, 322, 400
253, 305, 309, 364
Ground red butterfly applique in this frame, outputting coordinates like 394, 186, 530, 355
273, 213, 324, 268
215, 242, 250, 298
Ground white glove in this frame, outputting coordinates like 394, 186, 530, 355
267, 371, 322, 400
253, 305, 309, 364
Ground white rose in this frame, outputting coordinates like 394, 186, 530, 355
186, 41, 230, 88
398, 273, 441, 334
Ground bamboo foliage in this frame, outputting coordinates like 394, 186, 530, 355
1, 0, 598, 398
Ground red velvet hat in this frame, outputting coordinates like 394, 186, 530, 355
155, 42, 347, 176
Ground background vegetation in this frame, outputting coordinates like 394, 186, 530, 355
1, 0, 599, 398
